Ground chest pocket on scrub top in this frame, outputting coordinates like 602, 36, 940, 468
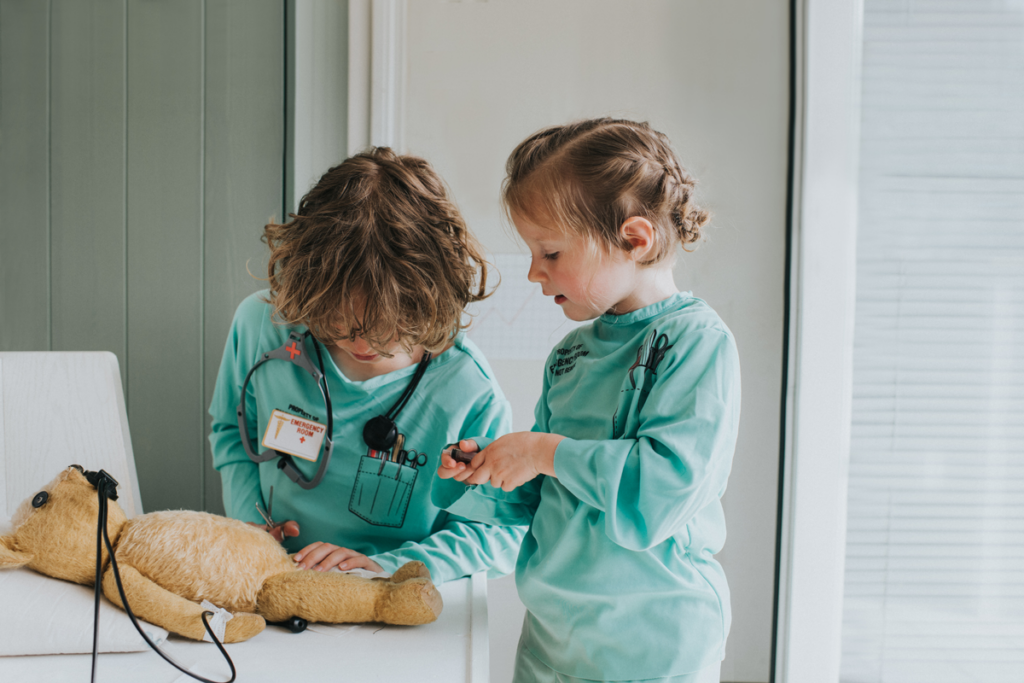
613, 329, 674, 439
348, 351, 433, 528
349, 439, 426, 528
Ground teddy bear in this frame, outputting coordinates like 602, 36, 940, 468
0, 466, 442, 643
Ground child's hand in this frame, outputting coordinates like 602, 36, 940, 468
247, 519, 301, 543
293, 542, 384, 573
458, 432, 564, 492
438, 439, 483, 481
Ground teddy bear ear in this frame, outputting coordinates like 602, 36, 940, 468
0, 535, 33, 569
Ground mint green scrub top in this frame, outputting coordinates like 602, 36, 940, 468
433, 293, 741, 680
209, 292, 525, 583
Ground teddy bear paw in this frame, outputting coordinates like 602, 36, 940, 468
222, 612, 266, 643
379, 578, 443, 625
390, 560, 431, 583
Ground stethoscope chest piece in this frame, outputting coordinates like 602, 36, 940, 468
363, 415, 399, 451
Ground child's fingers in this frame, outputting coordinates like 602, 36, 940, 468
338, 555, 384, 574
438, 448, 468, 478
311, 546, 363, 572
437, 465, 462, 479
292, 541, 321, 563
295, 542, 340, 569
452, 456, 483, 482
464, 460, 493, 487
438, 443, 488, 484
294, 542, 326, 564
270, 520, 301, 542
490, 467, 522, 491
439, 447, 466, 469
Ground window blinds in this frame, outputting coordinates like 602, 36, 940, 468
841, 1, 1024, 682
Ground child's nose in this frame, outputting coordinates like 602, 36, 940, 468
350, 337, 373, 354
527, 258, 545, 283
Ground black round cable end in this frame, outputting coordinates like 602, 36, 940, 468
363, 415, 398, 451
269, 617, 308, 633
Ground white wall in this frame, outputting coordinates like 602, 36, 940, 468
399, 2, 791, 682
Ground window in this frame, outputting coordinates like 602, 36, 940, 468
842, 1, 1024, 681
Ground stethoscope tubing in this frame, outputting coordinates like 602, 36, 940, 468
237, 331, 335, 490
237, 330, 433, 490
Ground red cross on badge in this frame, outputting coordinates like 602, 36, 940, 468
286, 341, 301, 360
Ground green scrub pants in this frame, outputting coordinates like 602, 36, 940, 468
513, 642, 721, 683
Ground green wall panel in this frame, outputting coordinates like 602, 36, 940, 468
50, 0, 127, 375
1, 0, 287, 514
0, 0, 50, 351
203, 0, 283, 514
127, 0, 205, 512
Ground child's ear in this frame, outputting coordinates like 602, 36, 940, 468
0, 535, 33, 569
619, 216, 656, 261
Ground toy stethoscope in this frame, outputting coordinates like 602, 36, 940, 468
237, 330, 431, 489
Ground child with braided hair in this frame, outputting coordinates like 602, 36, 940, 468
436, 119, 740, 683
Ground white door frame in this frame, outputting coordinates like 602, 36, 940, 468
346, 0, 405, 154
775, 0, 864, 681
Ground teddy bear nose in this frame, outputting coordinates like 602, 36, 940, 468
32, 491, 48, 508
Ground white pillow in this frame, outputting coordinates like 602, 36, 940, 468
0, 567, 168, 656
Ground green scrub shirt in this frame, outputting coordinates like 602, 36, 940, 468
433, 292, 741, 680
209, 292, 525, 583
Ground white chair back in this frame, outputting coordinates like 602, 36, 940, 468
0, 352, 142, 522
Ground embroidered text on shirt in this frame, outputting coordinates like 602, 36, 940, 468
549, 343, 590, 377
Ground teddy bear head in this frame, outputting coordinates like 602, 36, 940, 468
0, 466, 127, 585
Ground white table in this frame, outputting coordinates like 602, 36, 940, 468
0, 352, 490, 682
0, 573, 489, 683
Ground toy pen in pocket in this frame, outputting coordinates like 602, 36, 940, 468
391, 433, 405, 464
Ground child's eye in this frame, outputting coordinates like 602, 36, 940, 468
542, 252, 560, 261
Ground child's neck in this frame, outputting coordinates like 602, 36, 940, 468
608, 266, 679, 316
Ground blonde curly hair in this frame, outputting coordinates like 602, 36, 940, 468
263, 148, 490, 355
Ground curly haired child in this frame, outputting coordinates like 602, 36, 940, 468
209, 147, 524, 583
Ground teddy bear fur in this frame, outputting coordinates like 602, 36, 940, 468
0, 467, 442, 642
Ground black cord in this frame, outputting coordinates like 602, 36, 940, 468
385, 351, 432, 420
309, 332, 329, 396
308, 332, 334, 429
770, 2, 798, 681
90, 478, 236, 683
91, 489, 104, 683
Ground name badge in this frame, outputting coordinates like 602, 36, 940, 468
262, 409, 326, 462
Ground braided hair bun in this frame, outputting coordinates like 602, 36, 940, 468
503, 118, 708, 263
